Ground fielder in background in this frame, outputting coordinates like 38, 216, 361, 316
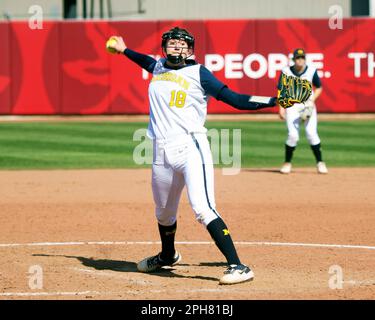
107, 27, 282, 285
278, 48, 328, 174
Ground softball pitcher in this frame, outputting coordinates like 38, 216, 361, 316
108, 27, 280, 285
279, 49, 328, 174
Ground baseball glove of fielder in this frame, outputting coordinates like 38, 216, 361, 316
277, 73, 312, 108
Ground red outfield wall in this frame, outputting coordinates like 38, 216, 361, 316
0, 19, 375, 115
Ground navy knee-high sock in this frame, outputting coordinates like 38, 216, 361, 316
285, 144, 296, 163
310, 143, 323, 162
158, 222, 177, 261
207, 218, 241, 265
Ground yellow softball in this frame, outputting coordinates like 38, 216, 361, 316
106, 37, 118, 54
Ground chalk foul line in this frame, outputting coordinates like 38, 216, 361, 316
0, 291, 101, 297
0, 240, 374, 250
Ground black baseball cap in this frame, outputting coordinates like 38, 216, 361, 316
293, 48, 306, 59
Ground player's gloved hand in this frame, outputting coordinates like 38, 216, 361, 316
277, 74, 312, 108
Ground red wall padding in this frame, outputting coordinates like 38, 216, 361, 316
0, 19, 374, 114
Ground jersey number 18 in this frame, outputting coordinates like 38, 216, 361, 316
169, 90, 186, 108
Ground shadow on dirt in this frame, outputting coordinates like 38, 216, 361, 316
33, 254, 219, 282
242, 168, 281, 174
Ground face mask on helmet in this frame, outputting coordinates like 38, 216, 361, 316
166, 50, 185, 64
162, 27, 195, 64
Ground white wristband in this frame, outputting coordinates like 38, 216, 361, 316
248, 96, 272, 104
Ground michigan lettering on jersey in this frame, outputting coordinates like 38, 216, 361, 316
151, 72, 191, 90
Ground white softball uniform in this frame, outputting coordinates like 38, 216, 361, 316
148, 58, 223, 227
281, 65, 321, 147
123, 46, 274, 227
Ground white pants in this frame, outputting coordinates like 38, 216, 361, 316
285, 103, 321, 147
152, 133, 220, 227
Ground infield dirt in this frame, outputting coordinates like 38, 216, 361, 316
0, 168, 374, 299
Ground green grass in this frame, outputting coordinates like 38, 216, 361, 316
0, 120, 374, 170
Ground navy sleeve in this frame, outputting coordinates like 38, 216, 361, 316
199, 65, 226, 98
200, 65, 276, 110
123, 48, 157, 73
312, 70, 322, 88
216, 87, 277, 110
